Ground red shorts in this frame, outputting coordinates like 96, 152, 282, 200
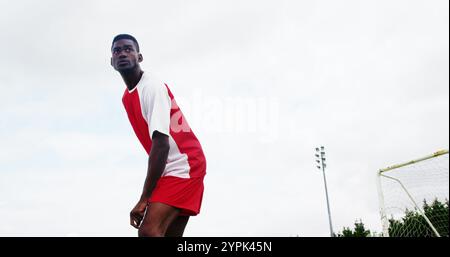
148, 175, 205, 216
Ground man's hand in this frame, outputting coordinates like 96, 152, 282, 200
130, 200, 148, 229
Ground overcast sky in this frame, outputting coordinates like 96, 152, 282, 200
0, 0, 448, 236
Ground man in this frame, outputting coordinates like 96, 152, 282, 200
111, 34, 207, 237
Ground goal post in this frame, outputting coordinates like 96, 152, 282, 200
376, 150, 449, 237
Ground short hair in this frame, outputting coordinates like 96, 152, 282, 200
112, 34, 140, 52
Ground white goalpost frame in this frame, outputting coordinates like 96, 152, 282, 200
376, 149, 449, 237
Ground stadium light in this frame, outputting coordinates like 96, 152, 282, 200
315, 146, 334, 237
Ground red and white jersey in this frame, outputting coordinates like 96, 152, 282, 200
122, 72, 206, 178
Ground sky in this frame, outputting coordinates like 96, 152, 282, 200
0, 0, 448, 236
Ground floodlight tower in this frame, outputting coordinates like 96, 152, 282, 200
315, 146, 334, 237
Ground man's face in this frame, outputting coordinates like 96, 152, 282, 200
111, 39, 142, 72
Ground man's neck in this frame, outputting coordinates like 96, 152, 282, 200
120, 68, 144, 91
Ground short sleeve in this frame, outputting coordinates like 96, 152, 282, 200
144, 82, 172, 138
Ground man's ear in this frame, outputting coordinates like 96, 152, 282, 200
110, 57, 113, 67
138, 53, 143, 63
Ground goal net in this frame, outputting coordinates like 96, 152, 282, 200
376, 150, 449, 237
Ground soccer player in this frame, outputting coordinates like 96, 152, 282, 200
111, 34, 207, 237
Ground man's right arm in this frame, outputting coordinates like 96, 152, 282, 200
140, 131, 170, 201
129, 131, 170, 229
